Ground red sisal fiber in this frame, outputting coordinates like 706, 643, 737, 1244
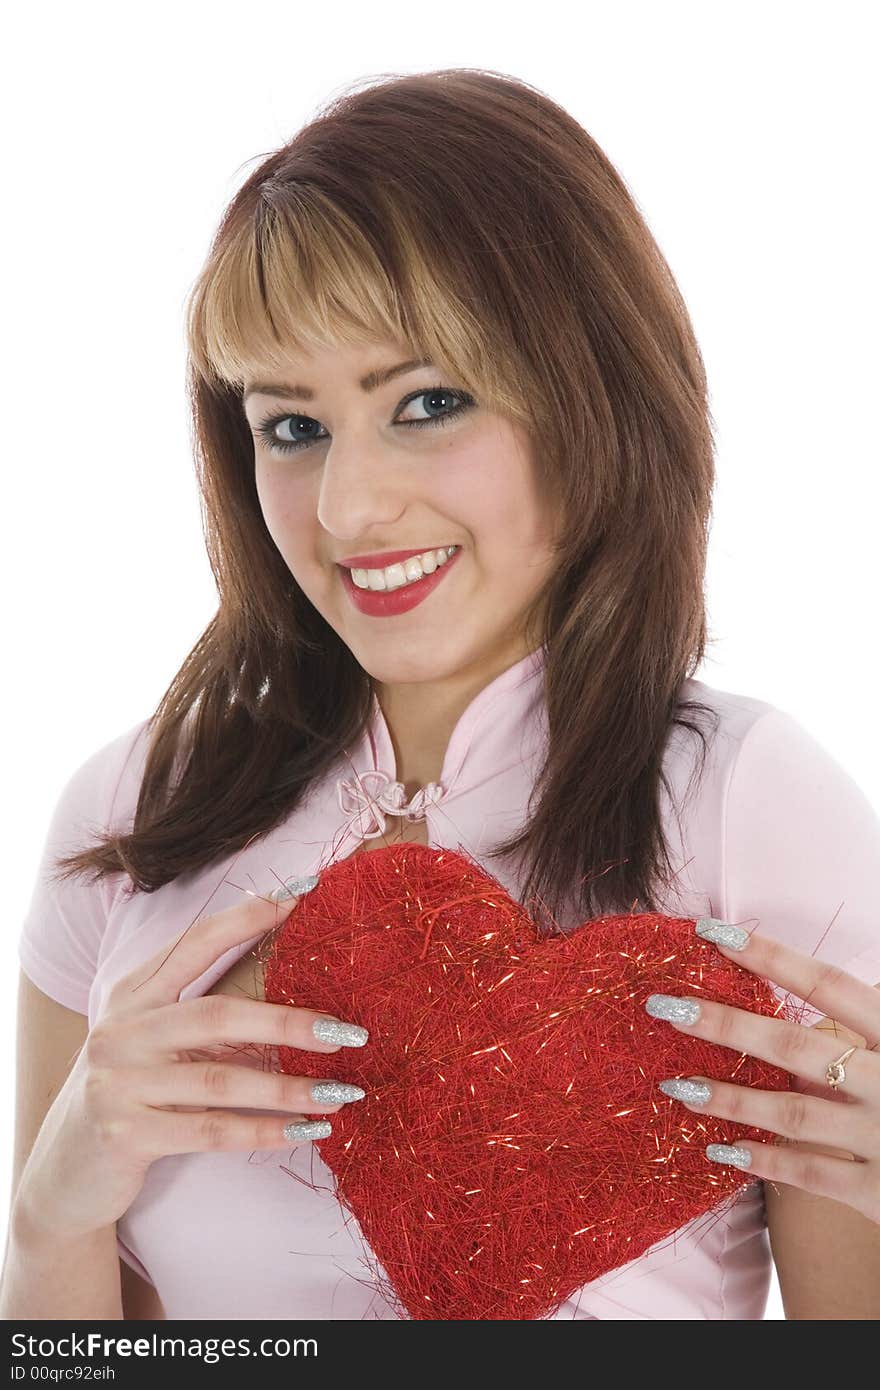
261, 843, 800, 1321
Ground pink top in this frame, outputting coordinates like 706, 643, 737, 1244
18, 648, 880, 1320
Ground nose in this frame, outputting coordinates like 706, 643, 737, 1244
316, 433, 410, 542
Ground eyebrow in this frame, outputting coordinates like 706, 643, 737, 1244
242, 356, 434, 406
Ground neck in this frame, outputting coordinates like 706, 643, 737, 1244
373, 639, 538, 797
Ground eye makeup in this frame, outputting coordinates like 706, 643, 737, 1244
252, 385, 476, 456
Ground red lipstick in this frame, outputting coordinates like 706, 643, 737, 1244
338, 547, 451, 570
337, 547, 462, 618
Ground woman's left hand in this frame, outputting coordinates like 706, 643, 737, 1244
644, 920, 880, 1224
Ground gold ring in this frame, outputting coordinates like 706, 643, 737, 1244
825, 1044, 858, 1090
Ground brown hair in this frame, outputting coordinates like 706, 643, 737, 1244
52, 67, 719, 931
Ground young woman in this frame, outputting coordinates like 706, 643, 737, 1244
3, 68, 879, 1321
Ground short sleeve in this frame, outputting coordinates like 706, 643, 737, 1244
723, 707, 880, 1018
17, 720, 149, 1015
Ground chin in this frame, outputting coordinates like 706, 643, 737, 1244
345, 643, 466, 688
348, 621, 495, 684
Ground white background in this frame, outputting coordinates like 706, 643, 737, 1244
2, 0, 877, 1321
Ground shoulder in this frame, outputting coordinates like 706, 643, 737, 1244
680, 681, 880, 994
660, 675, 780, 829
19, 717, 155, 1015
673, 674, 777, 753
668, 676, 872, 814
53, 717, 153, 835
702, 682, 880, 859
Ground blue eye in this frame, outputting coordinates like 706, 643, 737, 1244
252, 385, 476, 456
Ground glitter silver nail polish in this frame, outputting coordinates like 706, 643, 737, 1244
310, 1081, 366, 1105
659, 1077, 712, 1105
312, 1017, 370, 1047
645, 994, 702, 1024
706, 1142, 752, 1169
269, 873, 320, 902
695, 917, 749, 950
283, 1119, 332, 1142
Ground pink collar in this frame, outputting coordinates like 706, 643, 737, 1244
336, 646, 547, 841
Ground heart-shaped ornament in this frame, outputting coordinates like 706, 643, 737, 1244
262, 843, 796, 1320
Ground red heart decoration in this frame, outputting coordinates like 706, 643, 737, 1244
262, 843, 796, 1320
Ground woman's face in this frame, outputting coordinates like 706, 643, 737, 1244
242, 337, 559, 688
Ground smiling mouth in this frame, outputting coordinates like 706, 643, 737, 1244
337, 544, 463, 617
342, 546, 460, 592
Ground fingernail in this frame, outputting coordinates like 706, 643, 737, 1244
659, 1077, 712, 1105
695, 917, 749, 950
645, 994, 702, 1024
312, 1017, 370, 1047
283, 1118, 332, 1142
706, 1142, 752, 1169
310, 1081, 366, 1105
269, 874, 320, 902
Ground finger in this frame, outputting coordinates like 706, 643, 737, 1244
139, 1107, 333, 1157
694, 919, 880, 1043
111, 994, 369, 1062
659, 1075, 876, 1158
121, 1061, 366, 1116
645, 992, 878, 1100
704, 1138, 879, 1223
110, 874, 319, 1010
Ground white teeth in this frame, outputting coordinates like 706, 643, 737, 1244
351, 546, 458, 592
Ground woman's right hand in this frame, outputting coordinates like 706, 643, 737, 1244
13, 879, 369, 1241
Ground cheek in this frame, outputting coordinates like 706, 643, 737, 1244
256, 460, 300, 518
255, 463, 315, 549
438, 436, 552, 560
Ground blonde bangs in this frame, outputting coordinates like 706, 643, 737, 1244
184, 185, 526, 421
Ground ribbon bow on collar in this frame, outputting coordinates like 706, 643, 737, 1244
336, 769, 447, 840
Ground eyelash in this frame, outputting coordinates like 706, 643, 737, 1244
253, 385, 476, 456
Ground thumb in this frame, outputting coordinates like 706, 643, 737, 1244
244, 873, 321, 905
